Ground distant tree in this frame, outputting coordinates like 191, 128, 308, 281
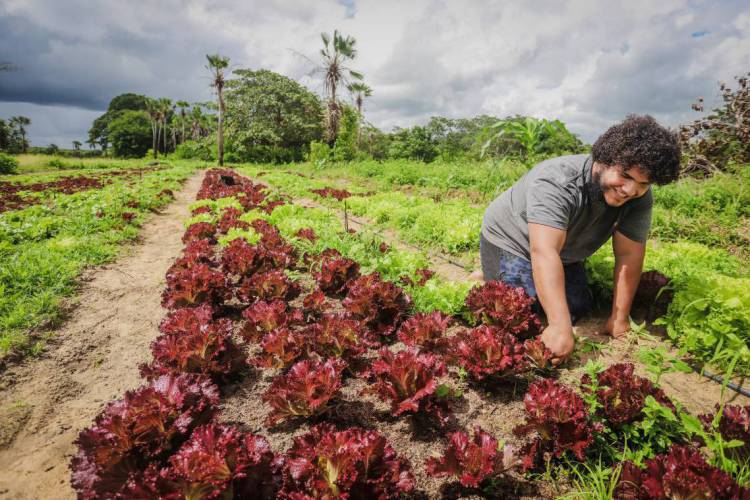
107, 110, 152, 158
72, 140, 82, 152
190, 104, 211, 140
0, 118, 10, 151
45, 143, 59, 155
144, 98, 160, 158
224, 68, 324, 163
88, 93, 148, 154
347, 82, 372, 118
317, 30, 363, 146
9, 116, 31, 153
333, 105, 359, 161
176, 100, 190, 144
388, 125, 439, 162
156, 97, 173, 154
680, 72, 750, 174
206, 54, 230, 166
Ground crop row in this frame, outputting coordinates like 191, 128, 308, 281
0, 163, 196, 355
240, 166, 750, 377
0, 165, 166, 213
70, 168, 750, 498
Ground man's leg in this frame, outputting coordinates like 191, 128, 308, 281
563, 261, 593, 324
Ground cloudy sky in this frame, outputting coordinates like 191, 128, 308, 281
1, 0, 748, 147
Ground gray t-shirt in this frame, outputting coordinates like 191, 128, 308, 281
481, 154, 652, 264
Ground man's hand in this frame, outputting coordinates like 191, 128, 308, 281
540, 323, 575, 365
602, 316, 631, 338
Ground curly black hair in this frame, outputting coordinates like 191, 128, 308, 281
592, 115, 681, 185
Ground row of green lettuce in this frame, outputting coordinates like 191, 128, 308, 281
0, 162, 199, 356
239, 164, 750, 376
268, 159, 750, 261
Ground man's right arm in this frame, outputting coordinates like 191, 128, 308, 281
528, 222, 574, 363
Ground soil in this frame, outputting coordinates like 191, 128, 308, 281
0, 171, 204, 499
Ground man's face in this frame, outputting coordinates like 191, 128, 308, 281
594, 163, 651, 207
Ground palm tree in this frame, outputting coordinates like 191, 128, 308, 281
72, 140, 82, 151
156, 98, 173, 155
10, 116, 30, 153
206, 54, 230, 166
176, 100, 190, 144
318, 31, 362, 145
145, 98, 160, 158
347, 82, 372, 142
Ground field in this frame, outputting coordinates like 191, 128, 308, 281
1, 158, 749, 499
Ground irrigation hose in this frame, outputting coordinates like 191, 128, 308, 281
695, 367, 750, 399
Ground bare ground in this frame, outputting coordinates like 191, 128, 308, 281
0, 171, 204, 499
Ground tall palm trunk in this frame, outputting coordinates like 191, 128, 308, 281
217, 87, 225, 166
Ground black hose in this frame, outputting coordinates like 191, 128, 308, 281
695, 366, 750, 399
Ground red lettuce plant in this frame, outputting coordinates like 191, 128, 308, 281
241, 300, 290, 342
142, 312, 244, 382
217, 207, 250, 234
159, 303, 215, 335
450, 325, 526, 380
182, 238, 215, 264
465, 280, 541, 337
262, 199, 286, 213
615, 444, 746, 499
302, 288, 330, 320
182, 222, 217, 244
634, 270, 673, 319
162, 424, 279, 499
581, 363, 675, 425
700, 404, 750, 456
263, 358, 345, 426
523, 338, 553, 369
305, 313, 367, 361
221, 237, 259, 277
295, 227, 318, 242
237, 270, 300, 303
365, 348, 450, 424
343, 273, 411, 338
278, 423, 415, 498
397, 311, 451, 353
315, 256, 360, 296
191, 205, 212, 215
162, 263, 231, 309
426, 427, 514, 488
69, 374, 219, 498
514, 378, 595, 470
311, 187, 352, 201
252, 328, 307, 369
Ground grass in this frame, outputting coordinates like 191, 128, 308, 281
0, 161, 199, 358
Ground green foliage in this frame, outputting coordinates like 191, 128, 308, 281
332, 106, 358, 162
481, 115, 585, 160
0, 152, 19, 174
0, 163, 196, 357
224, 69, 324, 163
0, 118, 11, 151
388, 126, 439, 163
173, 138, 216, 161
308, 141, 332, 167
107, 110, 152, 158
88, 93, 148, 153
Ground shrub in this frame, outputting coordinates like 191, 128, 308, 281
0, 152, 19, 174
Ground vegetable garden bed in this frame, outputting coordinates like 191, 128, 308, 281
68, 169, 750, 499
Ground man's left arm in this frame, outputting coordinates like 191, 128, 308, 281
604, 230, 646, 337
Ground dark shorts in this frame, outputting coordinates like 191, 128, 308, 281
479, 233, 592, 323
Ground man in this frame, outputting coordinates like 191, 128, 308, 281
480, 115, 681, 364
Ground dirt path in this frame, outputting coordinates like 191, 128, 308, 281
0, 171, 204, 499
